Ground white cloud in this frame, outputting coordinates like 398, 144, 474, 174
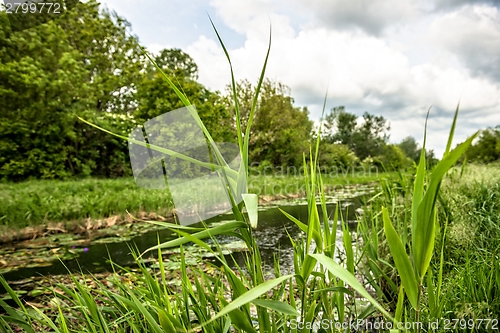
209, 0, 295, 40
428, 4, 500, 81
186, 0, 500, 156
289, 0, 419, 35
431, 0, 500, 11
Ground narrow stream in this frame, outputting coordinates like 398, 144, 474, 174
1, 197, 363, 284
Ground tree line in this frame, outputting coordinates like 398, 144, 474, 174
1, 0, 498, 182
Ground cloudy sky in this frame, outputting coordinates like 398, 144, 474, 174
99, 0, 500, 156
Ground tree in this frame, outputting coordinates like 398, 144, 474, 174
225, 79, 313, 167
58, 1, 145, 114
323, 107, 390, 161
466, 126, 500, 163
397, 136, 420, 163
135, 48, 235, 144
374, 144, 409, 170
152, 48, 198, 80
0, 0, 144, 181
318, 142, 359, 170
324, 106, 357, 146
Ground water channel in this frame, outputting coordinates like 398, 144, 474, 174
1, 196, 365, 289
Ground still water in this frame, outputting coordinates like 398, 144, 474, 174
2, 197, 363, 283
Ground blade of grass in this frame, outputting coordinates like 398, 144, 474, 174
251, 299, 299, 316
191, 275, 293, 332
310, 253, 394, 321
140, 221, 247, 256
382, 207, 418, 309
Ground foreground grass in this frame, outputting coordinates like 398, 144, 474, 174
357, 162, 500, 324
2, 163, 499, 332
0, 169, 393, 230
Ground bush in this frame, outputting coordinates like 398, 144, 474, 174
318, 142, 359, 170
373, 144, 410, 171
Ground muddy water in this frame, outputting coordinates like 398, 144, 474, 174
1, 197, 363, 283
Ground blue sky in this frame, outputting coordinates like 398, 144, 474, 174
98, 0, 500, 156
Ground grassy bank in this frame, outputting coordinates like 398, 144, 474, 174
0, 178, 174, 230
0, 169, 392, 230
357, 162, 500, 322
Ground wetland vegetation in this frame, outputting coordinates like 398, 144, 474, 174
1, 1, 500, 332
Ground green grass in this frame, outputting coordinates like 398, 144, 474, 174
0, 170, 394, 230
355, 161, 500, 330
2, 16, 500, 332
0, 178, 174, 229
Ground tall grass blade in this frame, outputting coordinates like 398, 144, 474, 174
411, 108, 430, 249
310, 253, 394, 320
243, 27, 272, 169
191, 275, 293, 332
444, 103, 459, 158
382, 207, 418, 309
242, 193, 258, 228
413, 131, 478, 279
140, 221, 247, 255
394, 285, 405, 324
208, 16, 243, 150
252, 299, 299, 316
76, 115, 238, 179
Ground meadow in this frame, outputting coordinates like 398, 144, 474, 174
0, 168, 388, 232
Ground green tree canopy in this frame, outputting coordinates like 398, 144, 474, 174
225, 79, 313, 167
323, 107, 390, 160
135, 48, 235, 144
466, 126, 500, 163
152, 48, 198, 80
0, 0, 144, 181
397, 136, 420, 163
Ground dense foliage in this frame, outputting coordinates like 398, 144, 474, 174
2, 0, 497, 183
465, 126, 500, 163
0, 0, 143, 180
225, 80, 313, 167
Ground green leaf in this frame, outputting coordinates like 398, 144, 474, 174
141, 221, 247, 256
394, 285, 405, 324
444, 103, 460, 158
312, 286, 353, 296
279, 208, 322, 248
310, 253, 394, 321
301, 254, 317, 282
242, 193, 258, 228
76, 115, 238, 179
303, 300, 317, 332
157, 308, 176, 333
427, 269, 436, 316
382, 207, 419, 310
342, 219, 354, 274
252, 299, 299, 316
220, 302, 258, 333
191, 274, 293, 332
413, 131, 478, 279
411, 108, 430, 248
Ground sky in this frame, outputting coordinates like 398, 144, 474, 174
97, 0, 500, 156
